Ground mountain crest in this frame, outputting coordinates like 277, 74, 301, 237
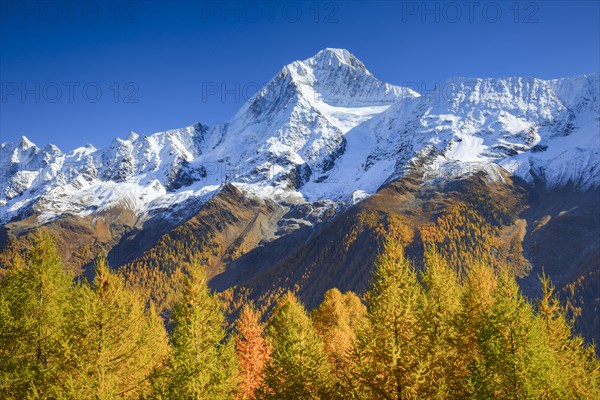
0, 51, 598, 224
19, 135, 37, 149
275, 48, 415, 107
305, 48, 372, 76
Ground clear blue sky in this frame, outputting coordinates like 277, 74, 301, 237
1, 0, 598, 151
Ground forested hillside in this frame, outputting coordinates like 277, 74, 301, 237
1, 229, 597, 399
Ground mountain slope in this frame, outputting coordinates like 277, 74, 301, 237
1, 48, 598, 344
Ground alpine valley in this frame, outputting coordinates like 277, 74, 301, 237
1, 48, 598, 344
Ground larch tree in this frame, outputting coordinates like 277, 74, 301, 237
417, 248, 462, 399
235, 303, 271, 400
156, 265, 238, 400
451, 261, 498, 397
258, 292, 335, 400
311, 287, 365, 395
535, 272, 600, 398
59, 257, 170, 399
465, 270, 554, 399
0, 230, 71, 399
349, 240, 425, 400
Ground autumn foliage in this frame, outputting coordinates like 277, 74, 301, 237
235, 304, 271, 400
0, 229, 598, 399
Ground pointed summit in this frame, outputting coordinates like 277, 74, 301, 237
19, 135, 36, 149
305, 48, 372, 76
248, 48, 418, 114
127, 131, 140, 141
43, 143, 62, 156
273, 48, 417, 107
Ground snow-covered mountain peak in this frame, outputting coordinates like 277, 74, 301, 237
549, 72, 600, 113
127, 131, 140, 141
280, 48, 417, 107
70, 144, 97, 155
1, 135, 42, 165
202, 49, 420, 201
1, 135, 37, 154
304, 48, 372, 76
234, 48, 417, 124
363, 73, 599, 189
436, 76, 565, 118
19, 135, 37, 150
0, 50, 597, 225
43, 143, 61, 153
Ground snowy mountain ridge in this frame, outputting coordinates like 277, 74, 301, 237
1, 48, 598, 224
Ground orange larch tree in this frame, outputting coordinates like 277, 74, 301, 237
235, 303, 271, 400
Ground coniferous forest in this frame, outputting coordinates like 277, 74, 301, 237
1, 230, 598, 399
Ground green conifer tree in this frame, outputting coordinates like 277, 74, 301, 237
350, 240, 425, 399
0, 230, 71, 399
451, 262, 498, 396
59, 257, 169, 399
157, 266, 238, 400
466, 270, 553, 399
417, 248, 462, 399
536, 273, 600, 398
258, 292, 334, 400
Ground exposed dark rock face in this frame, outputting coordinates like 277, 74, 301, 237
166, 160, 207, 192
